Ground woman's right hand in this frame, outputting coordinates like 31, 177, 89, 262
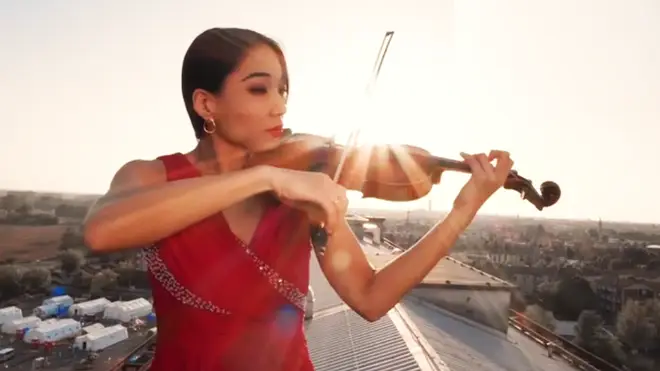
268, 167, 348, 234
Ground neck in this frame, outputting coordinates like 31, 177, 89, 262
192, 136, 248, 175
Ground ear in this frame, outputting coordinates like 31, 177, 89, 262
192, 88, 218, 121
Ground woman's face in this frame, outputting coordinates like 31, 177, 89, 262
207, 44, 288, 153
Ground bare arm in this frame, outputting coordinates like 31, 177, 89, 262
317, 206, 475, 322
83, 160, 273, 252
318, 150, 513, 322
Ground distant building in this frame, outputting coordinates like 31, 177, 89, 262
503, 266, 556, 295
589, 275, 660, 318
345, 214, 369, 240
487, 242, 538, 266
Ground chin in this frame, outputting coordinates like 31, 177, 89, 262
248, 137, 281, 153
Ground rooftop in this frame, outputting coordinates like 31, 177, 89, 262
402, 297, 572, 371
85, 324, 126, 341
304, 240, 577, 371
31, 318, 78, 332
365, 249, 513, 290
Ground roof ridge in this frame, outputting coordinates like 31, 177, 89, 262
443, 256, 513, 287
391, 304, 451, 371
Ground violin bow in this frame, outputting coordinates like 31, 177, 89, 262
333, 31, 394, 181
311, 31, 395, 252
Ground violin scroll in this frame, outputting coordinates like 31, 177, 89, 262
504, 171, 561, 211
540, 181, 561, 207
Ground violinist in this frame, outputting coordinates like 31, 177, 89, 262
83, 27, 514, 371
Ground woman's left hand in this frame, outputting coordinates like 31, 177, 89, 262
453, 150, 514, 213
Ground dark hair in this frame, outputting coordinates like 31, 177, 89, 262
181, 28, 289, 139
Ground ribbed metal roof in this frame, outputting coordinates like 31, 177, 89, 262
305, 308, 422, 371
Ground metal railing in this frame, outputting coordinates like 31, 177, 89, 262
509, 310, 625, 371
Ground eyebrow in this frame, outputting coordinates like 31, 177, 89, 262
241, 72, 272, 81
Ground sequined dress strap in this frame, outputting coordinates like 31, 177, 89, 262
144, 153, 308, 315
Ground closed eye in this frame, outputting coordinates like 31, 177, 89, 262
248, 86, 268, 95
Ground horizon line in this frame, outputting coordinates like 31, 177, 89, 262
1, 188, 658, 226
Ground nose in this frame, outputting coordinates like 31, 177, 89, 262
271, 93, 287, 117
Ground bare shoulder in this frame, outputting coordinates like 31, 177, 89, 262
108, 159, 166, 195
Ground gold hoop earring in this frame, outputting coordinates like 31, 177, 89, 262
203, 118, 217, 134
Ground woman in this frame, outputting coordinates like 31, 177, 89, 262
84, 28, 514, 371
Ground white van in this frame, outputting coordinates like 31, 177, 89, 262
0, 347, 15, 362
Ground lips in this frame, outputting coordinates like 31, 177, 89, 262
266, 125, 284, 138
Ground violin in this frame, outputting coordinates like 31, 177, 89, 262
250, 31, 560, 249
248, 131, 561, 211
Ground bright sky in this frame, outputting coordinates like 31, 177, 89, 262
0, 0, 658, 223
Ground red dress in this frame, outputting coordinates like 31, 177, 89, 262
144, 153, 315, 371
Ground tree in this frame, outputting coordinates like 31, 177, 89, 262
0, 265, 23, 301
575, 310, 604, 349
575, 310, 626, 366
609, 258, 630, 270
645, 259, 660, 271
524, 304, 556, 330
0, 194, 23, 211
554, 276, 599, 320
115, 261, 150, 289
21, 267, 51, 293
55, 204, 89, 219
616, 300, 657, 354
71, 270, 94, 290
59, 228, 85, 251
60, 250, 85, 275
33, 195, 62, 212
638, 300, 660, 351
90, 269, 119, 296
510, 289, 527, 312
622, 247, 651, 266
15, 203, 32, 215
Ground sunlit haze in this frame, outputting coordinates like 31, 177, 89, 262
1, 0, 658, 223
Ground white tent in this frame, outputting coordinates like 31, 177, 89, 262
103, 298, 152, 322
102, 301, 122, 319
0, 306, 22, 325
68, 298, 110, 317
1, 316, 41, 334
23, 318, 81, 343
43, 295, 73, 307
82, 323, 105, 334
73, 324, 128, 351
